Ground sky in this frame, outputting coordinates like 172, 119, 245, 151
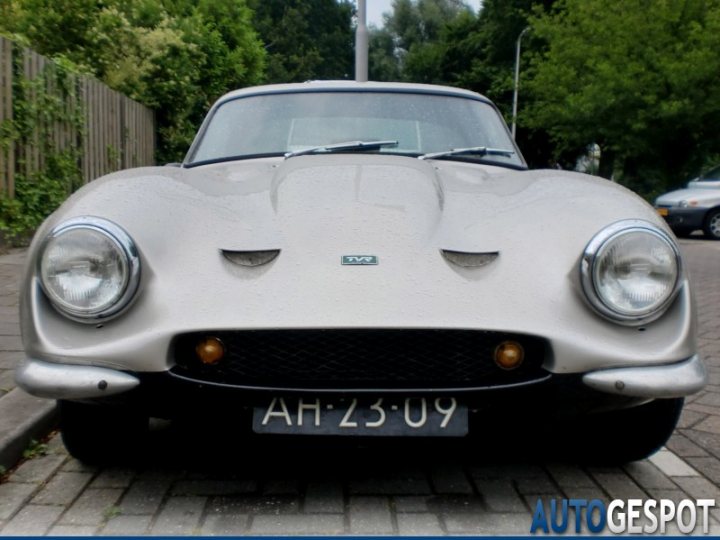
366, 0, 484, 28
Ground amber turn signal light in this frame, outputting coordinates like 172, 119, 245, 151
494, 341, 524, 370
196, 337, 225, 365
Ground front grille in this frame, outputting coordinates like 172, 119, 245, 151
171, 329, 549, 390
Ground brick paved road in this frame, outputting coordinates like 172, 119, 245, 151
0, 239, 719, 536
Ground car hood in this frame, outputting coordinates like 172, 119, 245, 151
49, 154, 666, 254
22, 154, 694, 374
656, 186, 720, 206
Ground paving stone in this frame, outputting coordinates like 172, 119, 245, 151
474, 479, 526, 512
0, 335, 24, 351
691, 415, 720, 435
349, 496, 394, 534
249, 514, 345, 535
560, 487, 609, 501
672, 476, 720, 500
1, 504, 64, 535
118, 479, 172, 515
689, 395, 720, 412
9, 453, 65, 484
349, 472, 432, 495
59, 488, 124, 526
666, 432, 710, 457
393, 496, 430, 513
515, 474, 561, 495
150, 496, 207, 536
649, 449, 700, 477
48, 524, 98, 536
443, 511, 531, 535
0, 323, 20, 337
591, 472, 647, 499
546, 464, 596, 488
171, 479, 257, 496
396, 513, 444, 535
60, 458, 99, 473
685, 457, 720, 484
100, 514, 153, 536
303, 481, 344, 513
682, 428, 720, 459
0, 369, 15, 392
430, 464, 473, 494
469, 463, 545, 479
678, 408, 709, 429
646, 488, 694, 504
426, 494, 485, 514
31, 471, 93, 505
201, 514, 249, 535
0, 482, 37, 520
89, 468, 135, 488
623, 461, 677, 490
207, 495, 299, 515
693, 392, 720, 408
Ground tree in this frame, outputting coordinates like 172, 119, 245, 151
525, 0, 720, 195
248, 0, 354, 83
369, 0, 473, 82
1, 0, 266, 162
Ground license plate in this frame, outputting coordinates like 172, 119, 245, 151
657, 208, 669, 216
253, 397, 468, 437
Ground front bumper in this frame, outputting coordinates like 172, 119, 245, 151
657, 207, 706, 229
16, 354, 706, 405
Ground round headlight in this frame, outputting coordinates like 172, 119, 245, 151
39, 217, 140, 320
581, 220, 681, 324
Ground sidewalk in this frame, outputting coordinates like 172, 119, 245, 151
0, 249, 56, 471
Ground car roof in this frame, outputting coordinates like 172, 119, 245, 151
216, 80, 492, 105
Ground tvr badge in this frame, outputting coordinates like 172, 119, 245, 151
342, 255, 378, 265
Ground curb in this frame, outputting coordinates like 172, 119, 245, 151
0, 388, 57, 470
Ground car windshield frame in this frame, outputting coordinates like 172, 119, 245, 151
183, 87, 526, 170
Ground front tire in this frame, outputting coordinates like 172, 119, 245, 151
58, 401, 148, 464
703, 209, 720, 240
574, 398, 683, 463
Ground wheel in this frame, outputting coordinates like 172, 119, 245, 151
703, 209, 720, 240
572, 398, 683, 464
58, 401, 148, 464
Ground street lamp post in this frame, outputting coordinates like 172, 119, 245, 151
511, 26, 530, 140
355, 0, 368, 82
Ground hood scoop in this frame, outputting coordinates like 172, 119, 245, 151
222, 249, 280, 267
441, 250, 499, 268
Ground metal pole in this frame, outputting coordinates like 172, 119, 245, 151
355, 0, 369, 82
511, 27, 530, 140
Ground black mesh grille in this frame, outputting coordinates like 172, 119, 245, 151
171, 329, 548, 390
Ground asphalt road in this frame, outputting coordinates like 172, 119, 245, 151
0, 238, 718, 536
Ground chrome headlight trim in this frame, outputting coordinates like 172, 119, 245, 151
580, 219, 682, 326
37, 216, 141, 322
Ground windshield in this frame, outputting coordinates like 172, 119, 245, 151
186, 91, 523, 168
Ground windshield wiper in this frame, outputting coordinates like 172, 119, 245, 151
418, 146, 515, 160
284, 140, 399, 159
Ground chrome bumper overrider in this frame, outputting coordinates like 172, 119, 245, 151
582, 355, 706, 398
15, 358, 140, 399
16, 355, 706, 401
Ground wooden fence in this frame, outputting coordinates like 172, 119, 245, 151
0, 36, 155, 198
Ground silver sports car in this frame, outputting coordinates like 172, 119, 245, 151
16, 81, 706, 463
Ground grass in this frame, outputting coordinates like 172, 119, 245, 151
22, 439, 49, 460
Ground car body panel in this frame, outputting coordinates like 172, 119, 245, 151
20, 154, 696, 378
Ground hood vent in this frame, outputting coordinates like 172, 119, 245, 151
441, 250, 499, 268
222, 249, 280, 267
